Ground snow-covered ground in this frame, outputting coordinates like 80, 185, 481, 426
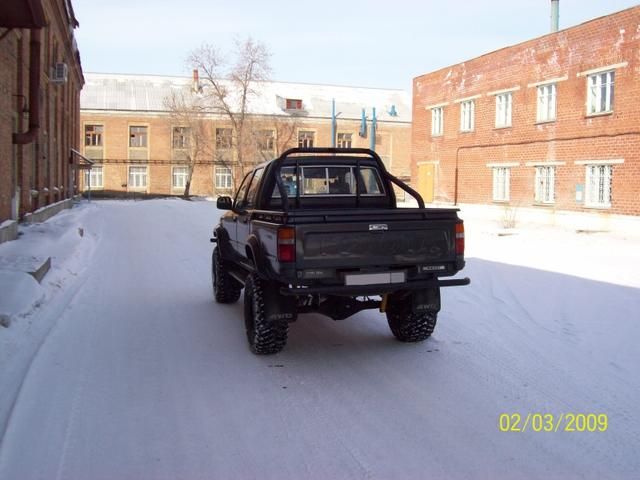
0, 198, 638, 480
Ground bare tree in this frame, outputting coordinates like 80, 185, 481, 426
164, 88, 212, 197
188, 38, 271, 187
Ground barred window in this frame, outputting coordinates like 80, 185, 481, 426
431, 107, 443, 136
492, 167, 510, 202
585, 165, 612, 207
537, 84, 557, 122
534, 166, 555, 204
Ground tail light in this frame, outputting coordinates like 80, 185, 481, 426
455, 223, 465, 256
278, 227, 296, 262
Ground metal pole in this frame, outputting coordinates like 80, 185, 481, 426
331, 99, 336, 148
370, 107, 377, 151
550, 0, 559, 33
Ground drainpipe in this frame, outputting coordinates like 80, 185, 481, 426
550, 0, 559, 33
13, 28, 41, 145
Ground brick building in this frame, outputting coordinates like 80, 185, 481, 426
412, 6, 640, 218
0, 0, 84, 241
80, 73, 412, 198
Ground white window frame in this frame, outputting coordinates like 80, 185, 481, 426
215, 166, 233, 190
337, 132, 352, 148
172, 166, 188, 189
128, 166, 148, 189
587, 70, 614, 115
537, 84, 557, 122
492, 167, 510, 202
584, 164, 612, 208
534, 166, 555, 204
495, 93, 512, 128
298, 130, 315, 148
431, 107, 444, 136
84, 165, 103, 189
460, 100, 475, 132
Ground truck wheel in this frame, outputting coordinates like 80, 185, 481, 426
244, 273, 288, 355
212, 247, 241, 304
386, 296, 438, 342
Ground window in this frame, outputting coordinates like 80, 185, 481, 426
129, 126, 148, 148
495, 93, 512, 128
234, 172, 253, 208
585, 164, 612, 207
215, 166, 233, 189
172, 127, 190, 149
431, 107, 443, 136
492, 167, 510, 202
460, 100, 475, 132
244, 168, 265, 208
128, 166, 148, 188
285, 98, 303, 110
337, 133, 352, 148
84, 125, 103, 146
290, 166, 384, 196
172, 166, 188, 189
216, 128, 233, 149
257, 130, 275, 151
534, 166, 555, 204
84, 166, 103, 188
298, 131, 315, 148
537, 84, 557, 122
587, 71, 614, 115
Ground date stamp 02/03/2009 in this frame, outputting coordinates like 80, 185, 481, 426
498, 413, 609, 433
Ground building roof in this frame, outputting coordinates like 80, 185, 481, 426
80, 72, 411, 123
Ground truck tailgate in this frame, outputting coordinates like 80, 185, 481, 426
295, 215, 456, 269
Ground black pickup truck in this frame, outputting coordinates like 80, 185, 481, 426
211, 148, 469, 354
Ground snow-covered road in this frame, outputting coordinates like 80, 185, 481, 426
0, 199, 639, 479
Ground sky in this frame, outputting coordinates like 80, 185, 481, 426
73, 0, 640, 91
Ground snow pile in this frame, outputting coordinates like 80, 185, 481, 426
0, 271, 43, 327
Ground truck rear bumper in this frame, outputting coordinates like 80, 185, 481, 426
279, 277, 470, 296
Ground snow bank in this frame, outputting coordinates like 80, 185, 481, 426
0, 272, 44, 327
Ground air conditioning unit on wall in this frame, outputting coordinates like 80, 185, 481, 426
51, 63, 68, 84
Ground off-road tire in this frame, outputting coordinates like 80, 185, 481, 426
244, 273, 288, 354
386, 296, 438, 342
212, 247, 241, 304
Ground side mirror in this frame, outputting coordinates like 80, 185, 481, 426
216, 196, 233, 210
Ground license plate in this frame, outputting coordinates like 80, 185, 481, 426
344, 271, 406, 286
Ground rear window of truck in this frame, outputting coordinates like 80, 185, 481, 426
272, 166, 384, 197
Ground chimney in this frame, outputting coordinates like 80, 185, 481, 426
192, 69, 200, 93
550, 0, 559, 33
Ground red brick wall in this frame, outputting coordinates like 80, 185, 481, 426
412, 6, 640, 216
0, 0, 84, 224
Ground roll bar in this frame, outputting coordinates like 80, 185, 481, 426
272, 148, 425, 212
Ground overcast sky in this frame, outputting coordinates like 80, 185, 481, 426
73, 0, 639, 91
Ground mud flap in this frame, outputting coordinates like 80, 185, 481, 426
262, 280, 297, 323
412, 287, 441, 314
